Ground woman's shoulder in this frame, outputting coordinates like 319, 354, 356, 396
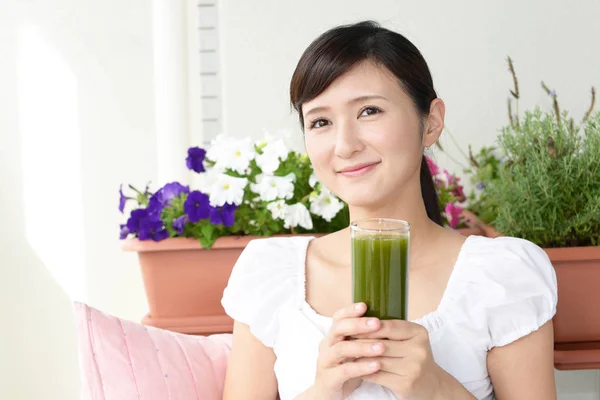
220, 235, 315, 347
244, 234, 316, 251
458, 234, 556, 277
224, 235, 315, 290
442, 234, 558, 312
444, 235, 558, 349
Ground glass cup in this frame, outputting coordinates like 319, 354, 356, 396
351, 218, 410, 320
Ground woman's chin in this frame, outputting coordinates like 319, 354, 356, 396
338, 191, 386, 211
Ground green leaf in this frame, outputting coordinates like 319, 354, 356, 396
199, 235, 217, 249
201, 223, 215, 241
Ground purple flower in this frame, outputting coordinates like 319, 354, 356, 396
138, 217, 169, 241
186, 147, 207, 173
119, 224, 130, 239
173, 215, 189, 234
209, 203, 237, 227
148, 182, 189, 213
147, 192, 165, 217
126, 209, 149, 234
476, 182, 486, 190
126, 207, 169, 241
162, 182, 190, 202
445, 203, 463, 229
119, 184, 131, 213
184, 191, 210, 223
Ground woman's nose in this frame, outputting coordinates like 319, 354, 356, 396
334, 120, 364, 159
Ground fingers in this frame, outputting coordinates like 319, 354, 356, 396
315, 302, 383, 394
353, 320, 426, 341
320, 337, 413, 373
326, 359, 381, 390
334, 316, 381, 338
360, 357, 412, 376
332, 302, 367, 321
359, 339, 411, 358
332, 339, 411, 359
361, 370, 400, 387
321, 340, 386, 366
322, 303, 381, 348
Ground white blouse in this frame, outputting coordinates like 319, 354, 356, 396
221, 235, 557, 399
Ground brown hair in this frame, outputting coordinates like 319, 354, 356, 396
289, 21, 443, 225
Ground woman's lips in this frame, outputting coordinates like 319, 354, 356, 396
337, 162, 381, 177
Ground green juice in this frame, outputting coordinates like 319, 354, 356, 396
352, 235, 409, 320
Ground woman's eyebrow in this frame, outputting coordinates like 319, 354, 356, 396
304, 95, 390, 119
304, 105, 330, 120
347, 94, 390, 104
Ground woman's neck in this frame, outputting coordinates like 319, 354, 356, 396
347, 188, 439, 253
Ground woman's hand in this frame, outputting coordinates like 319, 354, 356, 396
309, 302, 386, 400
354, 319, 447, 400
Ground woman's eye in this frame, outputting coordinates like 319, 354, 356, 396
360, 107, 382, 117
310, 119, 330, 129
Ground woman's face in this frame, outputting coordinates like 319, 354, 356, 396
303, 61, 441, 209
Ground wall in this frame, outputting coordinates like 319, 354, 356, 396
0, 0, 155, 398
217, 0, 600, 398
218, 0, 600, 169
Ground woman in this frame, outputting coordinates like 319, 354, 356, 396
221, 21, 557, 399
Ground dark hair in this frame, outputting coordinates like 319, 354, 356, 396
289, 20, 443, 226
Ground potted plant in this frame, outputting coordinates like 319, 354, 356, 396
462, 58, 600, 370
119, 134, 474, 334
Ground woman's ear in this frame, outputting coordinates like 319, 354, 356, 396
423, 98, 445, 147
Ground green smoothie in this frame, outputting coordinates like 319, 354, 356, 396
352, 234, 409, 320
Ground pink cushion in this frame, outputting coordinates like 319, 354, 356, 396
74, 302, 232, 400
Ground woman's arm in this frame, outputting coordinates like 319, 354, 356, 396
223, 321, 279, 400
487, 321, 557, 400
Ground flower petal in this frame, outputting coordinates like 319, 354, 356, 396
119, 184, 128, 213
186, 147, 207, 173
184, 191, 210, 222
173, 215, 189, 235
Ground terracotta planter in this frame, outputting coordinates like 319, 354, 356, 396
123, 235, 319, 335
123, 236, 255, 335
548, 246, 600, 370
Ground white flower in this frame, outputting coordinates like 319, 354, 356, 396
255, 139, 290, 174
209, 174, 248, 206
206, 135, 255, 174
255, 131, 277, 149
195, 167, 223, 195
309, 189, 344, 222
284, 203, 313, 230
205, 135, 228, 160
250, 173, 295, 202
255, 129, 293, 148
309, 171, 319, 188
267, 200, 288, 220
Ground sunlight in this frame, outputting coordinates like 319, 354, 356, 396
16, 23, 86, 301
